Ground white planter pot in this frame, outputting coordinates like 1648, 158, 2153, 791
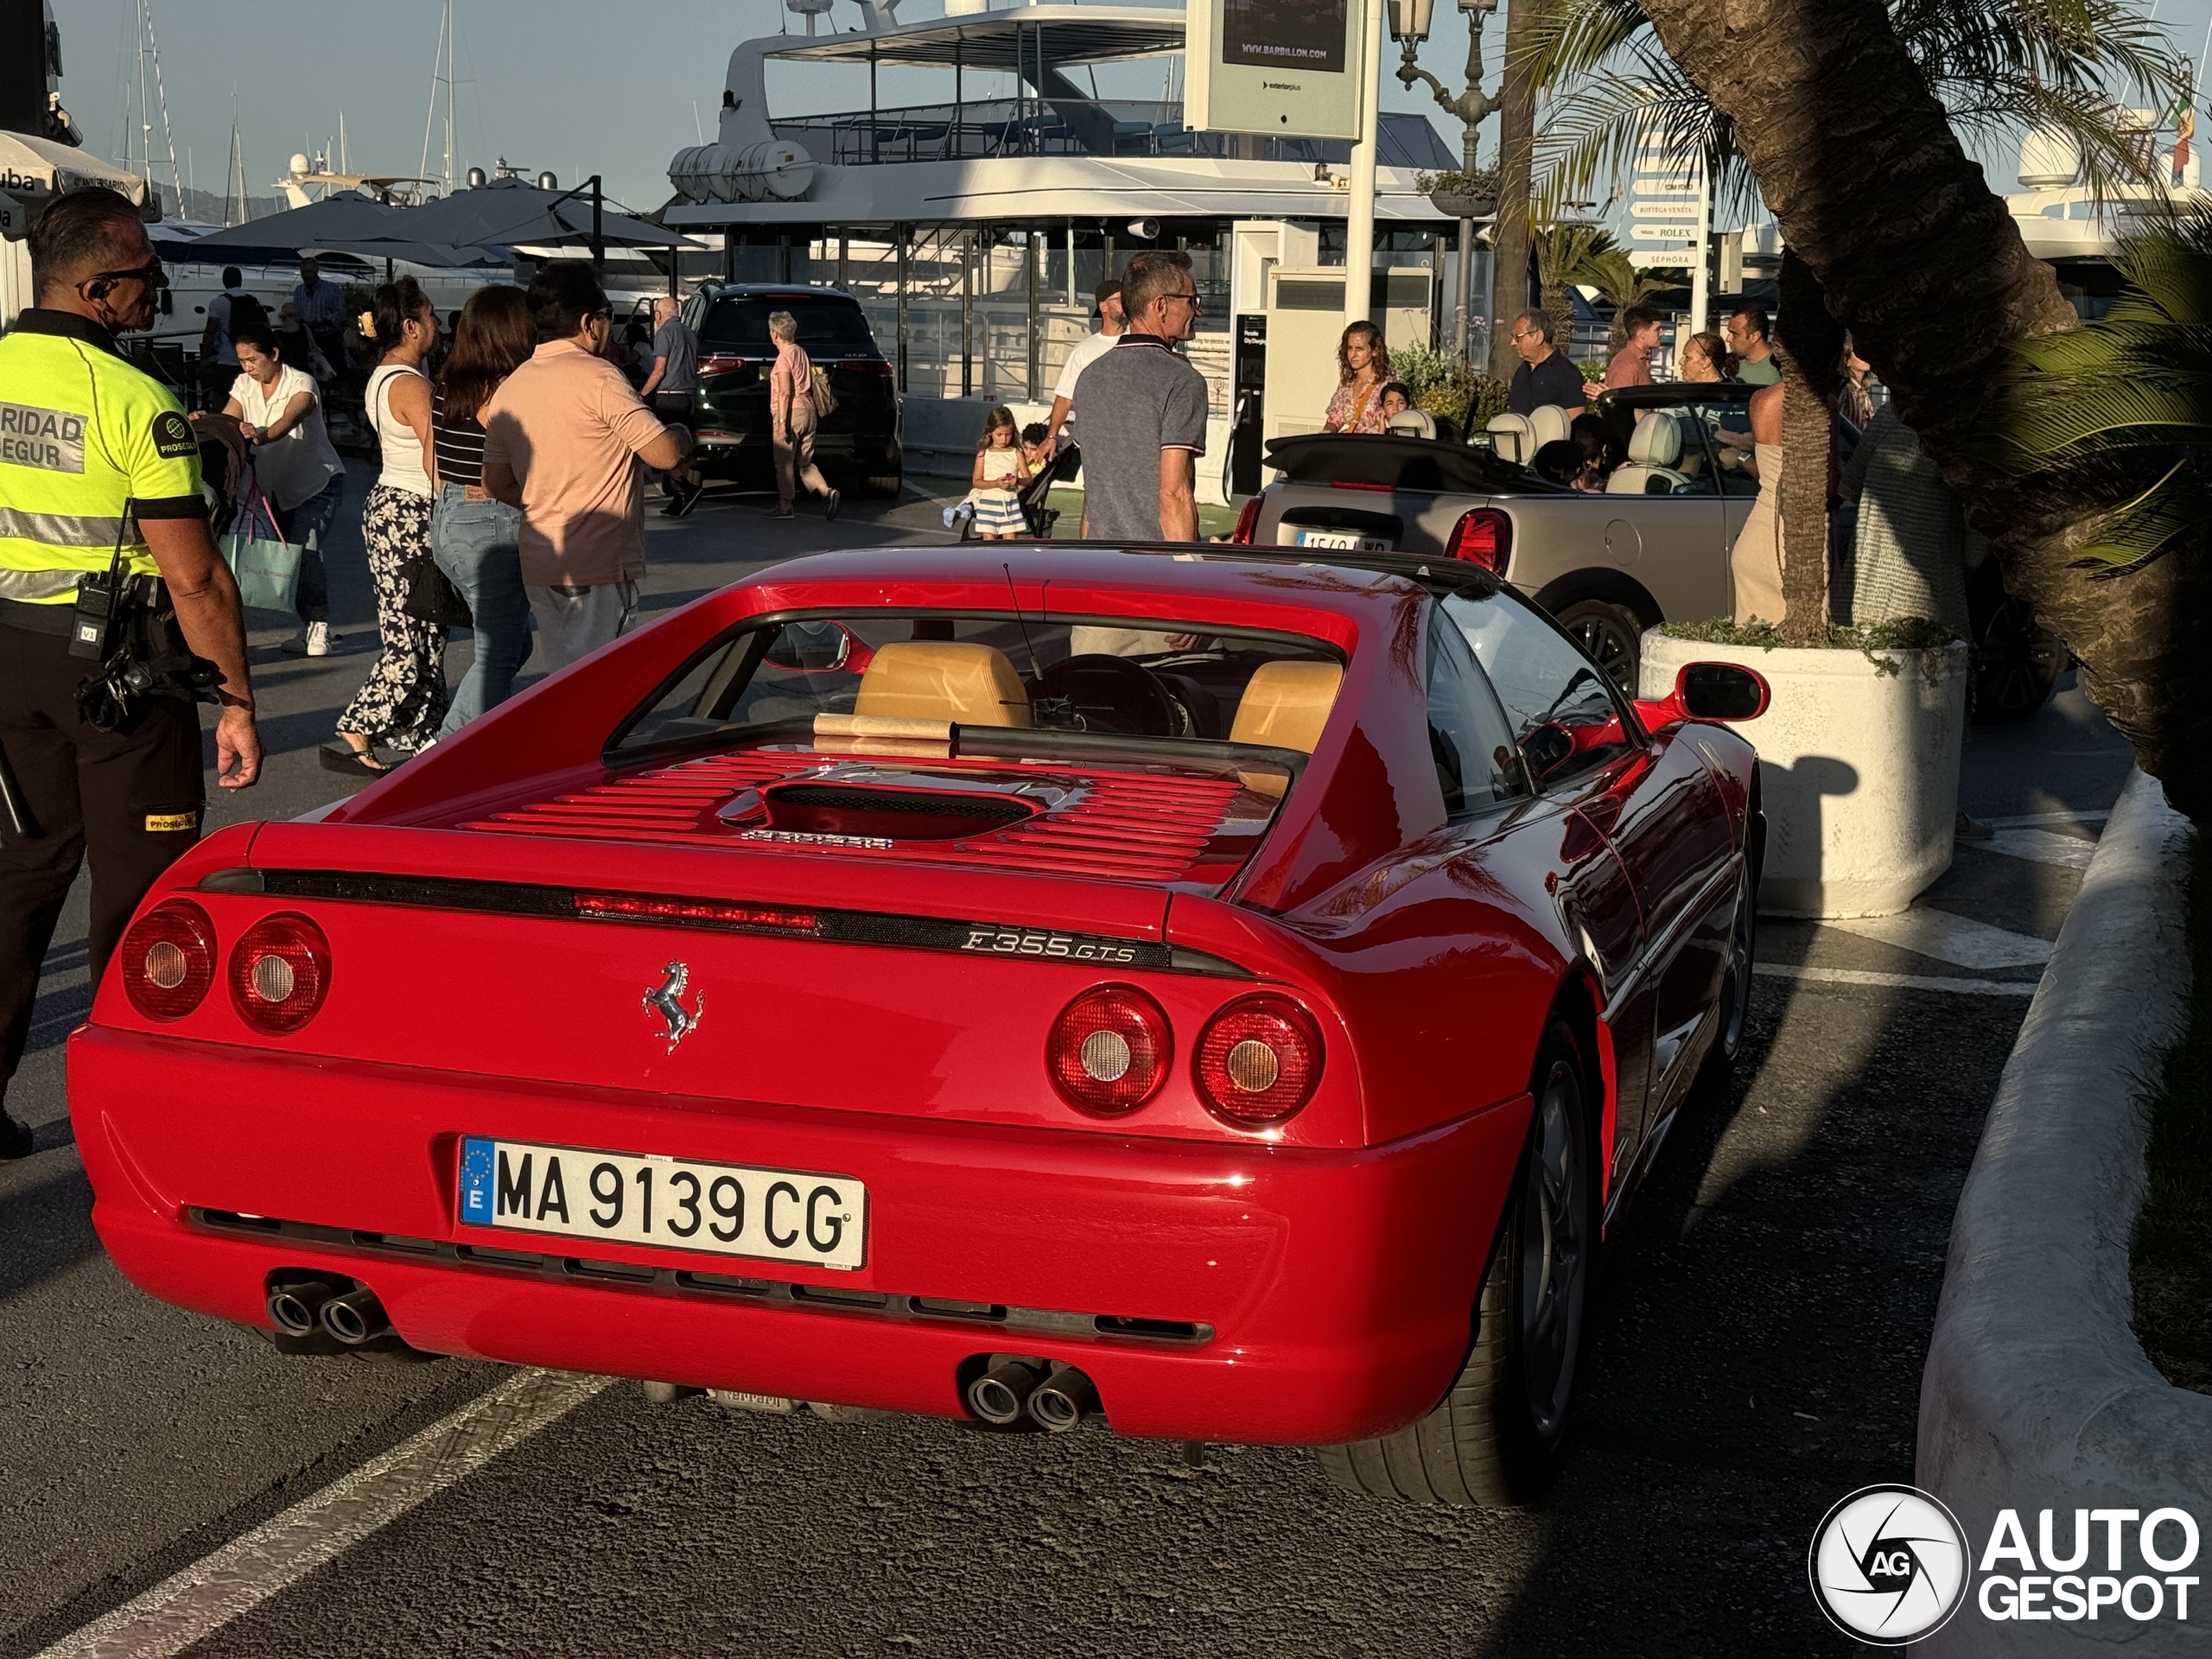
1639, 631, 1970, 918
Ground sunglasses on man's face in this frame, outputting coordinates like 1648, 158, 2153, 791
80, 260, 168, 292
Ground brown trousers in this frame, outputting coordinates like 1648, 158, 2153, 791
774, 398, 830, 509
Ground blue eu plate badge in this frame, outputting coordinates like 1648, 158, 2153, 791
459, 1137, 496, 1224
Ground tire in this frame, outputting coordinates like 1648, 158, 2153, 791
1554, 601, 1644, 696
1317, 1023, 1596, 1507
861, 472, 903, 499
1694, 846, 1759, 1096
1972, 594, 2061, 723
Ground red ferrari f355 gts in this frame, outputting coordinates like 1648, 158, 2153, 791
69, 544, 1767, 1507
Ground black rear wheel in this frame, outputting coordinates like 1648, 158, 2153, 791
1317, 1022, 1594, 1507
1973, 594, 2062, 722
1554, 601, 1645, 696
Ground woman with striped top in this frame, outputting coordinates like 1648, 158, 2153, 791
430, 285, 537, 734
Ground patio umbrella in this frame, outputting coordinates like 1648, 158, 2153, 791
384, 175, 694, 252
0, 131, 152, 215
182, 193, 494, 269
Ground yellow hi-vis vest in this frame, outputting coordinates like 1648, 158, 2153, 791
0, 309, 204, 605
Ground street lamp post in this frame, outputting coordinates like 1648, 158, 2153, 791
1394, 0, 1502, 358
1344, 0, 1383, 336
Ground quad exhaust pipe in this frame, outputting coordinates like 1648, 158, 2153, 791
264, 1275, 391, 1346
266, 1277, 343, 1337
965, 1358, 1098, 1432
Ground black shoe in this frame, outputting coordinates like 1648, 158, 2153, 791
0, 1113, 33, 1160
823, 489, 842, 524
674, 479, 704, 519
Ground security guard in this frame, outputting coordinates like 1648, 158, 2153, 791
0, 187, 261, 1159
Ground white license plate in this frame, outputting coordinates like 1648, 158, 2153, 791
1294, 530, 1394, 551
457, 1136, 868, 1270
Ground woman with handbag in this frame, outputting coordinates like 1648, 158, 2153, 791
430, 286, 536, 734
226, 321, 345, 657
326, 277, 447, 773
766, 308, 839, 522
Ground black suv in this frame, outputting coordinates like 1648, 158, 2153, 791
677, 284, 901, 497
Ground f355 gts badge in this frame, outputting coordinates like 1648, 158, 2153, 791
644, 960, 704, 1053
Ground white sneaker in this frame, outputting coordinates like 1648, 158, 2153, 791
305, 621, 330, 657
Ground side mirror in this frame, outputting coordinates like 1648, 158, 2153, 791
763, 620, 861, 673
1679, 662, 1770, 720
1634, 660, 1770, 729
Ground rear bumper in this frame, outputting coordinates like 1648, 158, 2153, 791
70, 1026, 1527, 1445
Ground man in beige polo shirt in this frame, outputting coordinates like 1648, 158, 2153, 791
481, 263, 694, 671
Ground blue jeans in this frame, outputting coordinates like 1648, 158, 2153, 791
430, 485, 530, 736
271, 474, 343, 625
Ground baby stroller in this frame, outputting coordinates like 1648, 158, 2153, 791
951, 439, 1084, 542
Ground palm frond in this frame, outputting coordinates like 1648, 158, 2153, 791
1975, 209, 2212, 569
1521, 0, 1652, 91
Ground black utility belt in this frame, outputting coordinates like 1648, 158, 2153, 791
0, 576, 163, 640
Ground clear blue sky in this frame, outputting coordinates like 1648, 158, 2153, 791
50, 0, 2212, 219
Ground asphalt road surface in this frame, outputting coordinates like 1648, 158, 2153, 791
0, 469, 2134, 1657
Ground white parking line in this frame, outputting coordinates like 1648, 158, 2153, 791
1819, 910, 2053, 970
35, 1368, 612, 1659
1756, 963, 2038, 998
1981, 810, 2110, 830
1981, 828, 2099, 872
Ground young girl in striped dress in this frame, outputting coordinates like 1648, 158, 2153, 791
966, 405, 1033, 539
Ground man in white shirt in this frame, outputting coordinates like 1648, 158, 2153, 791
1039, 275, 1122, 459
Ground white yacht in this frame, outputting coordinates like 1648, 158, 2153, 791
660, 0, 1471, 494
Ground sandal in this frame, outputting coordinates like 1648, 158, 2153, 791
320, 738, 392, 775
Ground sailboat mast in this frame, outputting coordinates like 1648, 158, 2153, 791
143, 0, 184, 214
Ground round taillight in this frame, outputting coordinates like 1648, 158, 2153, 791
1046, 985, 1172, 1114
119, 899, 217, 1020
1194, 995, 1325, 1125
228, 913, 332, 1033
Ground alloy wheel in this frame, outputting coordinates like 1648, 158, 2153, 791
1518, 1056, 1587, 1440
1562, 608, 1637, 694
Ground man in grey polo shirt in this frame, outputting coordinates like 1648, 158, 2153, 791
1072, 249, 1207, 543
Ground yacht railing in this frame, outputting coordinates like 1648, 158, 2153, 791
771, 101, 1454, 169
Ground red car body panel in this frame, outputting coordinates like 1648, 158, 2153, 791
67, 547, 1757, 1446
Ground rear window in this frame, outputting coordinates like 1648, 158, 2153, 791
702, 297, 877, 353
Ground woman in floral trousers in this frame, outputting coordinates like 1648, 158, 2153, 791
326, 278, 447, 772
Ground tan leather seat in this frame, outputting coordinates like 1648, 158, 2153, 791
1230, 660, 1343, 753
853, 640, 1033, 728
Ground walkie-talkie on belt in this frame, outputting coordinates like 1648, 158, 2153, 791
67, 499, 134, 663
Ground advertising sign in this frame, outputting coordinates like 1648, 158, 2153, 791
1185, 0, 1367, 142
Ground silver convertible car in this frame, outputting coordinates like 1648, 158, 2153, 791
1233, 383, 2059, 715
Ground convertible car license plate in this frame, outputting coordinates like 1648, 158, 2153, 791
1295, 529, 1394, 551
456, 1137, 868, 1270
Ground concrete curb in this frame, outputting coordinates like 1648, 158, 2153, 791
1918, 768, 2209, 1653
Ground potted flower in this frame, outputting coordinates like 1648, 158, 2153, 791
1416, 168, 1497, 222
1640, 619, 1969, 918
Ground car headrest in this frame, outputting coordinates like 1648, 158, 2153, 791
1485, 412, 1535, 463
1627, 413, 1682, 467
1230, 660, 1344, 754
853, 641, 1033, 728
1386, 408, 1437, 440
1529, 404, 1573, 449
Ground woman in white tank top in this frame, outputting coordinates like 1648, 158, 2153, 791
328, 278, 448, 772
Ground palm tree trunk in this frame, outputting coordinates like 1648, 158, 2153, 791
1540, 276, 1574, 353
1777, 247, 1846, 644
1638, 0, 2212, 816
1486, 0, 1544, 381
